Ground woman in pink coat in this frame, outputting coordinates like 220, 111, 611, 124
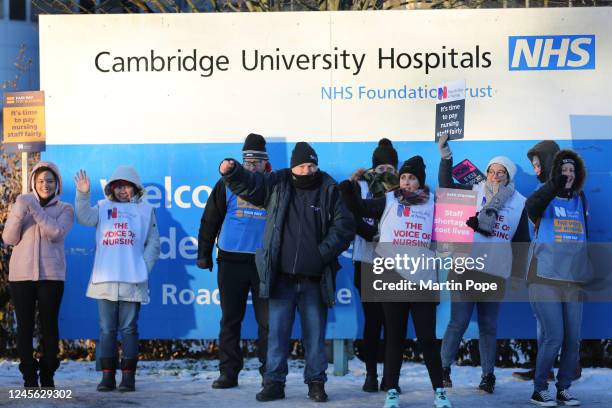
2, 161, 74, 388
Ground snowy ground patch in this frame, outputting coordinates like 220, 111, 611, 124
0, 358, 609, 407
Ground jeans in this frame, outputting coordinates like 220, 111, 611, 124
217, 259, 268, 377
265, 275, 328, 384
441, 300, 500, 375
529, 284, 583, 392
97, 299, 141, 360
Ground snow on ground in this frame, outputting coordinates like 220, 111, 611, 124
0, 358, 609, 408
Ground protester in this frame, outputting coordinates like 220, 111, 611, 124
525, 149, 590, 407
348, 138, 399, 392
197, 133, 270, 388
513, 140, 560, 382
339, 155, 452, 408
437, 134, 530, 394
75, 166, 160, 392
3, 161, 74, 388
219, 142, 354, 403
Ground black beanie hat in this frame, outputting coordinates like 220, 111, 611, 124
242, 133, 268, 160
372, 138, 399, 169
399, 155, 426, 187
290, 142, 318, 168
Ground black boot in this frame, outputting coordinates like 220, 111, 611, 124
212, 373, 238, 389
256, 381, 285, 402
97, 358, 116, 392
478, 373, 496, 394
118, 359, 137, 392
307, 381, 329, 403
39, 359, 58, 388
362, 374, 378, 392
442, 367, 452, 388
19, 360, 39, 388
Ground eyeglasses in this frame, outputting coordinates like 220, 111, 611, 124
243, 160, 264, 169
487, 169, 507, 177
374, 165, 396, 174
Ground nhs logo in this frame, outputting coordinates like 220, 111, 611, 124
509, 35, 595, 70
554, 206, 567, 218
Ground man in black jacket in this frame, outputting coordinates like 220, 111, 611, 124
197, 133, 270, 389
219, 142, 355, 403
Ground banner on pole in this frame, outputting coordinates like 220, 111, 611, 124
2, 91, 46, 153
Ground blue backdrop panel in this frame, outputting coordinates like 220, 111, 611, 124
45, 133, 612, 340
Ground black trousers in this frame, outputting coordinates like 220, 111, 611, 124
354, 261, 386, 375
9, 280, 64, 373
382, 301, 443, 390
217, 259, 269, 377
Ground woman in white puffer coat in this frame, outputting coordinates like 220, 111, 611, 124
75, 165, 160, 393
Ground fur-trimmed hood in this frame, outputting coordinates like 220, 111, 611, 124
550, 149, 586, 193
527, 140, 560, 183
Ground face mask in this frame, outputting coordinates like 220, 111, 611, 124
291, 171, 322, 190
363, 170, 399, 198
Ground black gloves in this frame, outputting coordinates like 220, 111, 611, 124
196, 257, 213, 272
337, 180, 360, 215
553, 173, 569, 190
337, 180, 354, 194
466, 213, 493, 237
466, 215, 479, 231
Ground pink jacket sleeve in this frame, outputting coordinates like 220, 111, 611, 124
1, 197, 29, 246
30, 202, 75, 243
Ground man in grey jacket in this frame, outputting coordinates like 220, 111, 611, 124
219, 142, 355, 403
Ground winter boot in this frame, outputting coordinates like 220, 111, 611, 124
478, 373, 496, 394
19, 360, 39, 388
362, 373, 379, 392
212, 373, 238, 389
118, 358, 137, 392
307, 381, 328, 402
434, 388, 453, 408
256, 381, 285, 402
442, 367, 452, 388
97, 358, 116, 392
39, 358, 58, 388
383, 389, 400, 408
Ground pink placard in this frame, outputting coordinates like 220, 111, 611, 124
433, 188, 477, 243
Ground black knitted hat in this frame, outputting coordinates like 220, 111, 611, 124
290, 142, 318, 168
399, 155, 426, 187
242, 133, 268, 160
372, 138, 399, 169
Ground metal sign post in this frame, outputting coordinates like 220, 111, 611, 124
21, 152, 28, 194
